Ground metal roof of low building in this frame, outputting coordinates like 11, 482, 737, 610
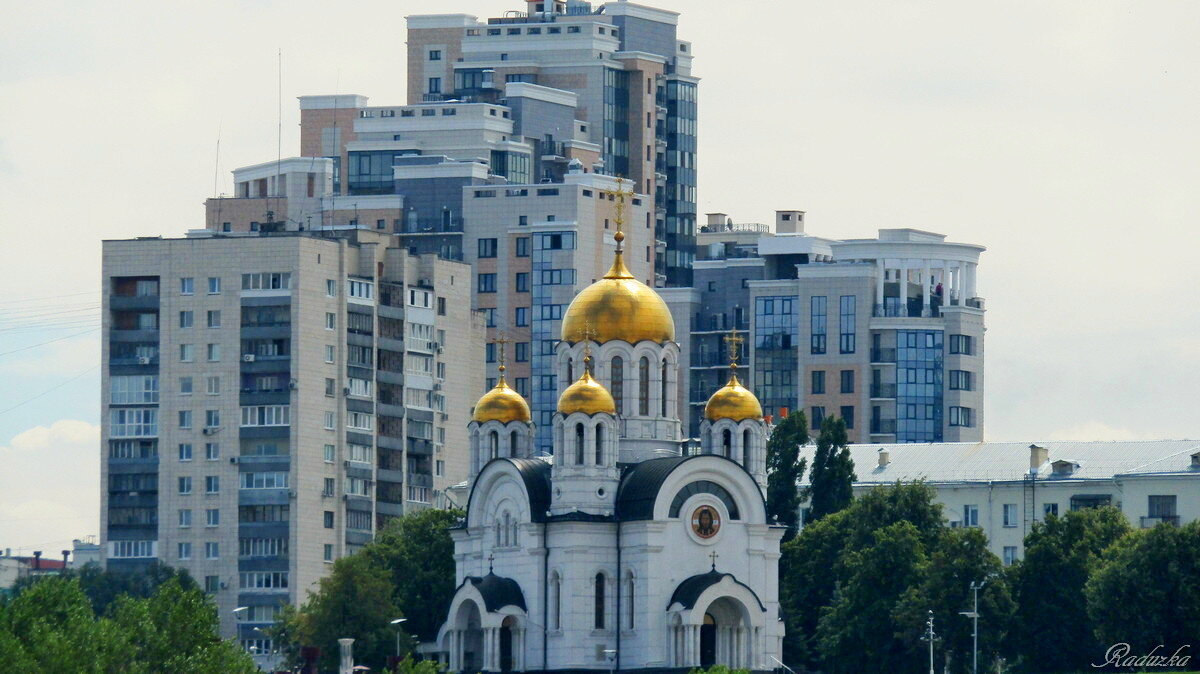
799, 440, 1200, 486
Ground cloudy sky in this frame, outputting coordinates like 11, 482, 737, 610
2, 0, 1198, 554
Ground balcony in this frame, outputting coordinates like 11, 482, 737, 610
1140, 515, 1180, 528
110, 294, 159, 311
870, 383, 897, 399
397, 217, 464, 235
870, 419, 897, 435
870, 348, 896, 364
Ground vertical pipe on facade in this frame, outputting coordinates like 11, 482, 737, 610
615, 518, 622, 671
542, 518, 549, 671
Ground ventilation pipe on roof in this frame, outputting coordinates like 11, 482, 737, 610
32, 550, 42, 571
1029, 444, 1048, 472
1192, 452, 1200, 469
878, 448, 890, 468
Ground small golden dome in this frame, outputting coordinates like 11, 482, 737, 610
560, 248, 675, 344
473, 372, 531, 424
557, 370, 616, 416
704, 373, 763, 422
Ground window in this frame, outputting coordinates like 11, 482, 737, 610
949, 406, 973, 427
347, 280, 374, 300
478, 238, 498, 258
111, 375, 159, 404
241, 273, 293, 292
323, 478, 335, 497
1044, 503, 1059, 518
1003, 546, 1018, 566
325, 345, 335, 363
323, 511, 334, 528
515, 306, 529, 327
515, 272, 529, 293
348, 443, 372, 464
241, 472, 289, 489
239, 505, 290, 523
594, 573, 606, 630
810, 406, 825, 429
178, 410, 193, 429
347, 510, 372, 530
240, 405, 290, 427
512, 341, 530, 363
810, 296, 827, 354
206, 343, 220, 362
839, 295, 856, 353
110, 540, 155, 559
840, 369, 854, 394
348, 378, 371, 397
206, 508, 220, 527
638, 357, 650, 416
810, 370, 825, 395
206, 310, 221, 328
202, 375, 219, 395
428, 49, 441, 60
324, 312, 336, 330
179, 443, 193, 461
483, 308, 497, 327
178, 542, 192, 560
205, 442, 219, 460
1149, 495, 1178, 520
324, 412, 335, 430
477, 273, 497, 293
949, 370, 973, 391
540, 269, 576, 285
179, 376, 192, 394
515, 237, 531, 258
840, 406, 855, 430
207, 277, 221, 294
346, 477, 369, 497
326, 279, 337, 296
180, 277, 194, 295
204, 410, 220, 428
179, 476, 193, 495
1003, 503, 1018, 527
428, 77, 441, 94
963, 504, 979, 527
949, 334, 973, 355
205, 476, 219, 494
178, 509, 192, 528
180, 344, 194, 362
347, 411, 374, 431
239, 571, 289, 590
179, 310, 194, 328
324, 544, 334, 563
204, 576, 219, 593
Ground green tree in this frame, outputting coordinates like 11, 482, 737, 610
894, 527, 1015, 674
1007, 506, 1131, 672
366, 508, 463, 641
805, 415, 856, 521
780, 481, 943, 669
816, 521, 928, 673
1086, 520, 1200, 658
765, 410, 809, 541
293, 553, 408, 672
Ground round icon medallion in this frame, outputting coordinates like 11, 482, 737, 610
691, 504, 721, 539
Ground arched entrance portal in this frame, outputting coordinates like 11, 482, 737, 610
455, 601, 483, 672
700, 613, 717, 667
499, 616, 515, 672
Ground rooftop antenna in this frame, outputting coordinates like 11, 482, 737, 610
272, 47, 282, 228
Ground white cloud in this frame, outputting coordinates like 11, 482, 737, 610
0, 420, 100, 555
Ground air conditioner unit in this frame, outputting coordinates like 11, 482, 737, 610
229, 457, 239, 465
137, 356, 151, 365
433, 382, 443, 391
288, 379, 298, 390
202, 427, 217, 436
343, 460, 351, 469
242, 354, 256, 362
288, 489, 296, 499
219, 581, 228, 589
343, 387, 351, 396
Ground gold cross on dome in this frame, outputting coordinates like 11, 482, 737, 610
580, 323, 597, 371
604, 177, 633, 251
488, 552, 495, 573
493, 335, 510, 375
724, 328, 744, 368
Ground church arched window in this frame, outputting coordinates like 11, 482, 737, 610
661, 360, 669, 416
575, 423, 585, 465
567, 359, 574, 385
595, 424, 604, 465
489, 431, 499, 460
494, 521, 501, 546
610, 356, 624, 415
502, 512, 511, 546
743, 429, 753, 466
510, 430, 519, 458
722, 429, 732, 458
594, 573, 606, 630
638, 357, 650, 415
625, 571, 635, 630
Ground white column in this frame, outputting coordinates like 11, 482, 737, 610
899, 262, 910, 316
876, 259, 886, 315
922, 259, 932, 315
966, 262, 978, 300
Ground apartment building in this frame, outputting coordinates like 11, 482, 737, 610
101, 229, 484, 657
801, 441, 1200, 564
666, 211, 986, 444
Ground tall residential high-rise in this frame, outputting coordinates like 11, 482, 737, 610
666, 211, 986, 444
100, 229, 484, 660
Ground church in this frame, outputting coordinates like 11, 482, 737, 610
434, 209, 785, 672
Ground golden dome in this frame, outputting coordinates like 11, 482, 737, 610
560, 246, 675, 344
473, 372, 531, 424
704, 373, 763, 422
557, 370, 616, 416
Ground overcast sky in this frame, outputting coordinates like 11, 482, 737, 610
2, 0, 1198, 554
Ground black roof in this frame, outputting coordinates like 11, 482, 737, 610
466, 458, 552, 523
616, 454, 766, 522
667, 570, 766, 612
461, 572, 528, 612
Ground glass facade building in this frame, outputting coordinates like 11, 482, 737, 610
753, 296, 798, 418
895, 329, 944, 442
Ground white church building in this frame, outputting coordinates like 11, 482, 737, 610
434, 215, 786, 672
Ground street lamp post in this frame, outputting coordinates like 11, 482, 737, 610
958, 580, 986, 674
390, 618, 408, 659
921, 610, 937, 674
603, 648, 616, 674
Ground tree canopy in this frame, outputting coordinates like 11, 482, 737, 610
804, 414, 856, 522
765, 410, 809, 541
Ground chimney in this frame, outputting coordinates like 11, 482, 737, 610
62, 550, 71, 567
878, 448, 891, 468
779, 407, 790, 419
32, 550, 42, 571
1029, 444, 1048, 471
1191, 452, 1199, 469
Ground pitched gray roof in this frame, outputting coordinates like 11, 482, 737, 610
798, 440, 1200, 486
